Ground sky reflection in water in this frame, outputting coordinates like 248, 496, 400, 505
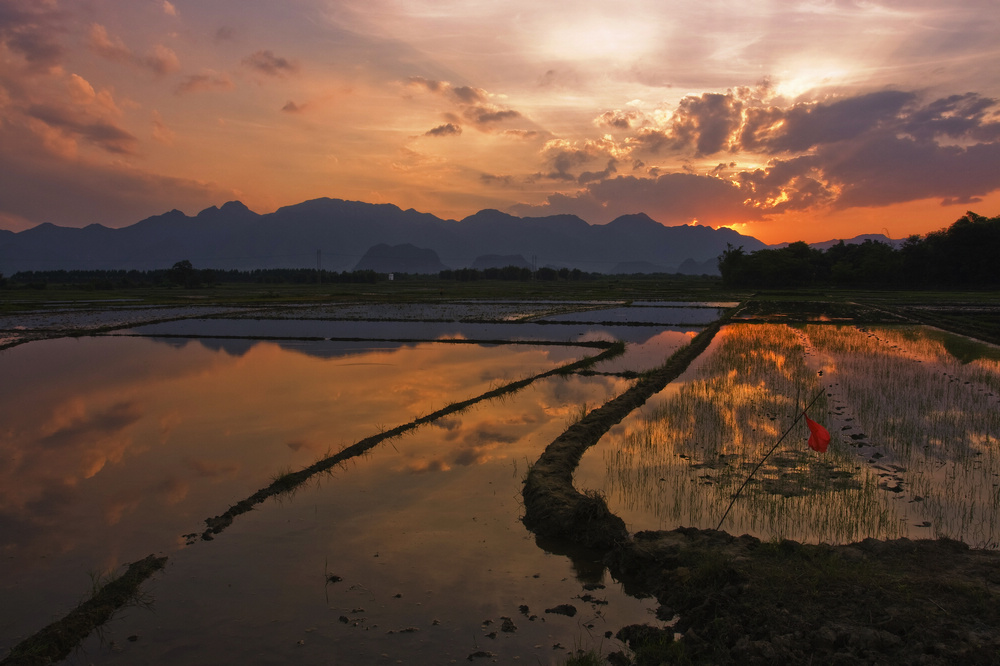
1, 333, 660, 662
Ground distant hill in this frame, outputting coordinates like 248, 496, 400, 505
471, 254, 531, 270
612, 260, 671, 274
0, 197, 769, 274
355, 244, 448, 274
769, 233, 905, 251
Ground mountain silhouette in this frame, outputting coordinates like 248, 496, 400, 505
355, 243, 449, 273
0, 197, 769, 273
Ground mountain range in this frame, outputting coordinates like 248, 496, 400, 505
0, 197, 895, 275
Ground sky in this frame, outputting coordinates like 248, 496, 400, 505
2, 0, 1000, 243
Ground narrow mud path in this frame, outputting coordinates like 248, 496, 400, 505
522, 316, 729, 549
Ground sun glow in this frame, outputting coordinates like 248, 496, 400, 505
540, 17, 663, 62
775, 65, 851, 99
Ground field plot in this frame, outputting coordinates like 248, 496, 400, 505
0, 300, 705, 665
577, 323, 1000, 547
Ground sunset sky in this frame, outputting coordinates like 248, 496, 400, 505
2, 0, 1000, 243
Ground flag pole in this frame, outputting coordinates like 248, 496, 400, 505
715, 387, 826, 531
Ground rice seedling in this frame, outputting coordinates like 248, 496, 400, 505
803, 324, 1000, 546
591, 321, 1000, 545
593, 323, 903, 543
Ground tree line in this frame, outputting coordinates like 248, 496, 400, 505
438, 266, 592, 281
2, 263, 604, 289
3, 262, 380, 289
718, 211, 1000, 288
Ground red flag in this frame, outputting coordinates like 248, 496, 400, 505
805, 416, 830, 452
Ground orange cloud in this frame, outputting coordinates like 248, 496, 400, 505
88, 23, 179, 75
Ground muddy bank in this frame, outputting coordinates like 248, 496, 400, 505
522, 318, 728, 550
607, 528, 1000, 664
1, 555, 167, 666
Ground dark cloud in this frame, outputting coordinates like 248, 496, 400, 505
823, 134, 1000, 210
736, 156, 833, 213
596, 109, 641, 130
243, 49, 300, 76
731, 91, 1000, 211
406, 77, 524, 131
425, 122, 462, 137
27, 103, 139, 155
741, 90, 915, 153
0, 0, 66, 70
214, 26, 235, 42
451, 85, 487, 104
671, 92, 743, 155
544, 147, 591, 181
539, 137, 619, 182
901, 92, 1000, 143
736, 133, 1000, 214
578, 159, 617, 184
573, 88, 1000, 215
627, 127, 672, 153
282, 100, 303, 113
464, 106, 520, 125
7, 28, 64, 68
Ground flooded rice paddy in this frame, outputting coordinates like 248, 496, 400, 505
0, 302, 701, 664
3, 298, 1000, 664
576, 322, 1000, 547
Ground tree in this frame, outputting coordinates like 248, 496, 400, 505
167, 260, 206, 288
717, 244, 746, 287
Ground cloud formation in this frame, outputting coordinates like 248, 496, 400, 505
407, 77, 526, 132
511, 172, 759, 225
27, 103, 139, 155
88, 24, 180, 76
509, 87, 1000, 224
175, 70, 236, 95
425, 122, 461, 137
2, 0, 1000, 242
0, 0, 65, 71
243, 50, 300, 77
